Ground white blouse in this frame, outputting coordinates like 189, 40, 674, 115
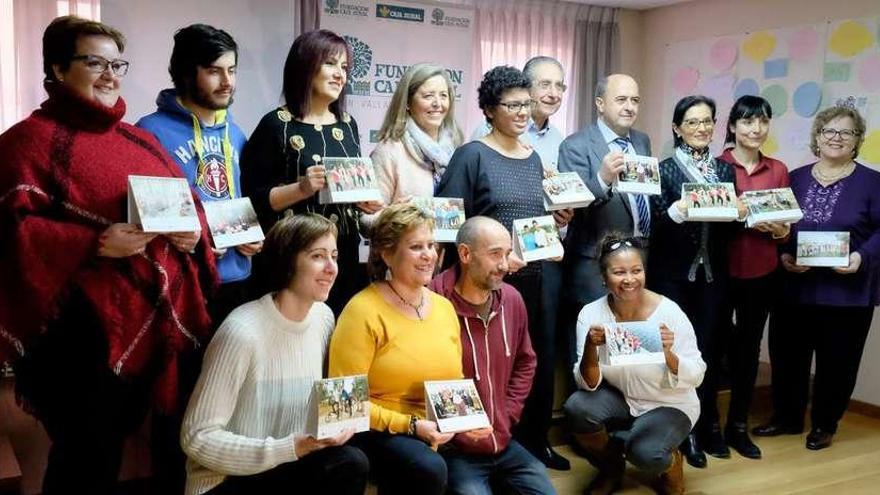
572, 295, 706, 427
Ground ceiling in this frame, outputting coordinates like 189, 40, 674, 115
564, 0, 697, 10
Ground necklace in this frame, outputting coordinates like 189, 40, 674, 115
386, 281, 425, 320
812, 161, 855, 186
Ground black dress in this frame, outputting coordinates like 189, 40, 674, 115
241, 108, 368, 314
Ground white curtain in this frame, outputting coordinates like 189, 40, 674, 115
465, 0, 618, 137
0, 0, 100, 132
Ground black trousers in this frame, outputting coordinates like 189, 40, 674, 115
768, 303, 874, 433
14, 294, 154, 495
651, 271, 728, 436
206, 445, 369, 495
508, 268, 556, 449
725, 273, 777, 425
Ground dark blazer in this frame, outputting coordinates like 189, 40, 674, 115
558, 123, 652, 304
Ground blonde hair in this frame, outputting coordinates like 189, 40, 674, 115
810, 106, 866, 158
376, 62, 463, 144
367, 203, 435, 281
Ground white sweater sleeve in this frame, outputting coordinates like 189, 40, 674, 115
662, 304, 706, 389
181, 319, 298, 476
573, 304, 603, 391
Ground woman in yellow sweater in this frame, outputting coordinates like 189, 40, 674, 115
329, 203, 463, 495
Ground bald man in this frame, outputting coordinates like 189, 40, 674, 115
429, 217, 556, 493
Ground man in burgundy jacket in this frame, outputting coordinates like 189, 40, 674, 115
429, 216, 556, 494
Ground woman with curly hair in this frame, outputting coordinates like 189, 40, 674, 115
436, 65, 570, 470
241, 29, 380, 315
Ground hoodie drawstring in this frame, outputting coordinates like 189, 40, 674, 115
463, 317, 480, 381
500, 304, 511, 358
189, 111, 236, 198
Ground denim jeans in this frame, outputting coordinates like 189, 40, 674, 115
351, 431, 448, 495
443, 439, 556, 495
564, 385, 691, 475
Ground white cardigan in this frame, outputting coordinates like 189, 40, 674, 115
572, 295, 706, 427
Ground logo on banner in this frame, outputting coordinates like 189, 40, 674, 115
430, 8, 471, 28
376, 3, 425, 22
344, 36, 373, 97
324, 0, 369, 17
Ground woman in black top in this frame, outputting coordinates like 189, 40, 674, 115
241, 30, 379, 314
436, 65, 571, 471
648, 95, 744, 469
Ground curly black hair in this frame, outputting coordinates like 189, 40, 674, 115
477, 65, 531, 124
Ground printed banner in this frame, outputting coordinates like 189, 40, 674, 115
321, 0, 475, 155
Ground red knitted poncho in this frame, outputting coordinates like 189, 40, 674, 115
0, 85, 218, 411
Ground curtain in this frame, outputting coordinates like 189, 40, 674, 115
573, 6, 619, 129
0, 0, 100, 132
467, 0, 618, 137
293, 0, 320, 37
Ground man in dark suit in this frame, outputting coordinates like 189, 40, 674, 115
558, 74, 651, 364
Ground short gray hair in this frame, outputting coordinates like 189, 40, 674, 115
595, 75, 609, 99
523, 56, 563, 86
455, 216, 506, 248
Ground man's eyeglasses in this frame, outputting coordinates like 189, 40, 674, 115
820, 128, 859, 141
498, 100, 535, 114
536, 80, 567, 93
681, 118, 715, 130
71, 55, 130, 77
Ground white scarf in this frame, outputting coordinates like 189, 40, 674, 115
402, 117, 456, 189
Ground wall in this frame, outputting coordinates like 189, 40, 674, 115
102, 0, 294, 134
620, 0, 880, 406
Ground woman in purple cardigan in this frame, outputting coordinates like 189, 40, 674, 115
753, 105, 880, 451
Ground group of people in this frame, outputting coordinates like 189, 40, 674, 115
0, 14, 878, 495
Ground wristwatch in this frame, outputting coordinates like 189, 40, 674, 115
408, 415, 419, 436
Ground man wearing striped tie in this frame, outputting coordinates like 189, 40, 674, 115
557, 73, 652, 367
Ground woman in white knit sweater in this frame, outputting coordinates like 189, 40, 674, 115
180, 214, 368, 495
563, 234, 706, 495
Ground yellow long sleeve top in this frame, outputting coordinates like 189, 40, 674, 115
329, 284, 463, 434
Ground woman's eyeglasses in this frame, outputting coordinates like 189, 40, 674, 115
820, 128, 859, 141
603, 239, 635, 255
498, 100, 535, 114
71, 54, 130, 77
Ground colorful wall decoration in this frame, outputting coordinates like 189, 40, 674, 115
663, 17, 880, 169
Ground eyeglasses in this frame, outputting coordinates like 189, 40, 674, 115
820, 128, 859, 141
681, 118, 715, 130
536, 80, 567, 93
498, 100, 535, 113
71, 55, 130, 77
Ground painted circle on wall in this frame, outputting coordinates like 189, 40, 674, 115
734, 78, 760, 99
789, 27, 820, 62
709, 38, 738, 72
792, 82, 822, 118
856, 54, 880, 92
672, 66, 700, 95
761, 84, 788, 118
829, 21, 874, 58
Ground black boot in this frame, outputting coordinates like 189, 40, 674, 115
752, 420, 803, 437
725, 422, 762, 459
703, 423, 730, 459
678, 433, 706, 468
531, 441, 571, 471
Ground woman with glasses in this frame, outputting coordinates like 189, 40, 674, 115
714, 95, 791, 459
564, 234, 705, 495
362, 63, 463, 227
647, 95, 744, 469
754, 105, 880, 451
436, 65, 571, 470
0, 17, 216, 494
241, 30, 380, 315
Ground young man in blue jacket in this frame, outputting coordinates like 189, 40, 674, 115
136, 24, 259, 494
